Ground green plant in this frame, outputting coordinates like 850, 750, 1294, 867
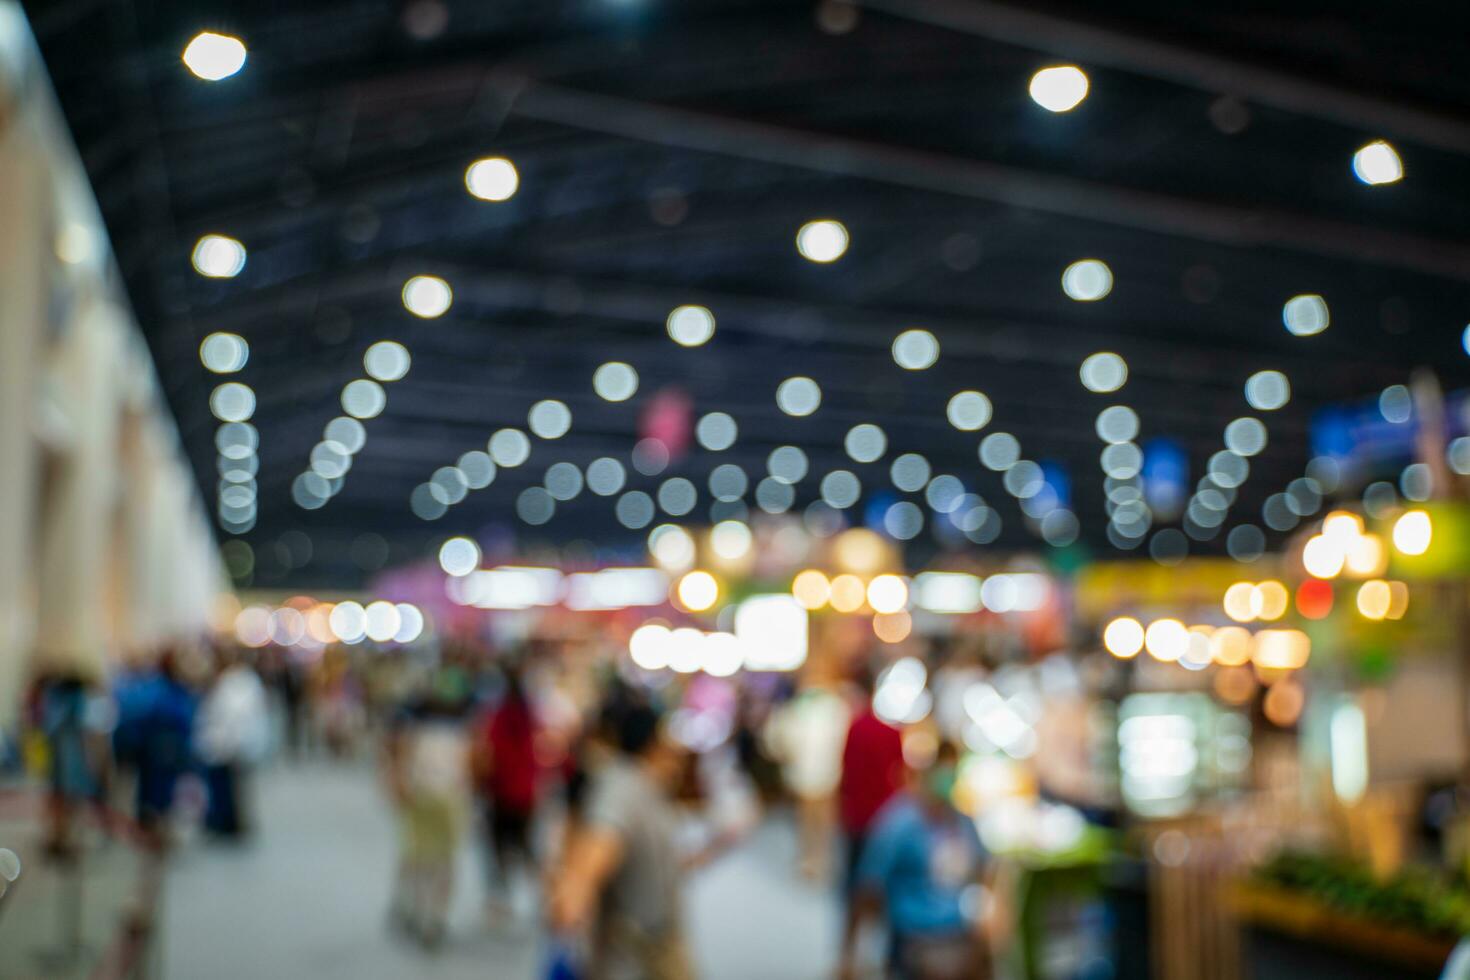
1254, 851, 1470, 938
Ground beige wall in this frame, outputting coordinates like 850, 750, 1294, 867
0, 3, 225, 724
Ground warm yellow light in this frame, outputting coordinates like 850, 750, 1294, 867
1223, 582, 1256, 622
1253, 629, 1311, 670
1183, 626, 1215, 668
1103, 617, 1144, 658
306, 603, 336, 644
676, 571, 719, 612
1214, 666, 1257, 705
866, 574, 909, 615
1356, 579, 1391, 620
1322, 510, 1364, 544
1144, 619, 1188, 662
1253, 581, 1289, 621
1263, 678, 1306, 726
210, 593, 243, 633
1344, 533, 1386, 578
873, 611, 912, 644
791, 569, 831, 610
1302, 534, 1346, 579
1386, 581, 1410, 620
829, 574, 867, 613
1210, 626, 1253, 667
1393, 509, 1432, 556
832, 528, 888, 574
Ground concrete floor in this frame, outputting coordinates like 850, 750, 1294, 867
161, 762, 842, 980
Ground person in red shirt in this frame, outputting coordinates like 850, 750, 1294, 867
476, 668, 540, 918
837, 666, 906, 978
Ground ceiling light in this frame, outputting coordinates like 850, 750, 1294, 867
1283, 294, 1329, 336
1029, 65, 1089, 112
200, 332, 249, 373
695, 412, 737, 451
670, 310, 714, 352
776, 377, 822, 416
844, 423, 887, 463
1062, 259, 1112, 301
465, 156, 519, 201
1079, 352, 1127, 392
192, 234, 246, 278
593, 362, 639, 402
892, 329, 939, 370
667, 305, 715, 347
341, 379, 386, 419
363, 340, 411, 382
946, 390, 991, 431
1352, 140, 1403, 186
528, 399, 572, 439
182, 32, 246, 81
1244, 370, 1290, 410
796, 219, 848, 263
488, 428, 531, 467
210, 382, 255, 422
402, 275, 452, 318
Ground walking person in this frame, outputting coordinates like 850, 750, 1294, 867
385, 686, 472, 949
196, 649, 270, 839
765, 683, 849, 881
547, 703, 695, 980
475, 667, 540, 921
836, 667, 907, 979
126, 651, 198, 850
32, 670, 107, 859
850, 741, 992, 980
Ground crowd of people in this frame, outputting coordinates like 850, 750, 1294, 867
374, 644, 1001, 979
10, 636, 1003, 979
23, 648, 265, 855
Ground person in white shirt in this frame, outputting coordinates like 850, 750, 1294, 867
196, 650, 269, 839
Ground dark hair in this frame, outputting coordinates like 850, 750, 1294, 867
617, 703, 662, 756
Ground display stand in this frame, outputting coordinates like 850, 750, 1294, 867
1231, 882, 1455, 980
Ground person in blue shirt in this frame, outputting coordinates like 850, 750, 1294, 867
851, 740, 991, 980
121, 652, 198, 849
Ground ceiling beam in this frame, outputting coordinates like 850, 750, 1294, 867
506, 78, 1470, 283
861, 0, 1470, 157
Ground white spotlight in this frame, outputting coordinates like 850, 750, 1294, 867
182, 32, 246, 81
1352, 141, 1403, 186
192, 234, 246, 278
1029, 65, 1089, 112
796, 219, 849, 263
402, 275, 452, 318
1062, 259, 1112, 301
465, 157, 519, 201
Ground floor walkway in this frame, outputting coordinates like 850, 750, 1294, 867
161, 762, 841, 980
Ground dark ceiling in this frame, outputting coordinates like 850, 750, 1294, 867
26, 0, 1470, 587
